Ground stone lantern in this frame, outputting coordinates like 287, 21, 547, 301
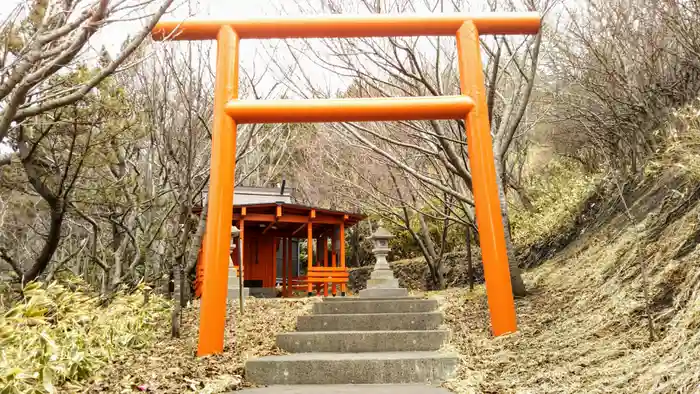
359, 226, 408, 298
230, 225, 240, 249
228, 225, 249, 302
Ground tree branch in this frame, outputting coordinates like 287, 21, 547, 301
13, 0, 175, 122
0, 247, 24, 280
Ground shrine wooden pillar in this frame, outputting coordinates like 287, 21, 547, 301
282, 237, 288, 297
331, 228, 338, 296
287, 237, 293, 296
272, 237, 278, 291
322, 235, 329, 296
307, 222, 313, 296
315, 236, 322, 295
239, 217, 245, 282
340, 220, 346, 296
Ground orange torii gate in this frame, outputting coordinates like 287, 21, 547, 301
151, 12, 541, 356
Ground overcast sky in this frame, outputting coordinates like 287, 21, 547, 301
0, 0, 514, 155
0, 0, 290, 74
0, 0, 366, 100
0, 0, 507, 99
0, 0, 509, 146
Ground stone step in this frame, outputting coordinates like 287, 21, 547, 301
245, 351, 459, 385
296, 312, 442, 332
359, 288, 409, 298
313, 299, 438, 315
322, 296, 424, 302
238, 384, 453, 393
277, 330, 449, 353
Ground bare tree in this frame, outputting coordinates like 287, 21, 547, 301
546, 0, 700, 175
268, 0, 556, 295
291, 115, 469, 288
0, 0, 175, 283
0, 0, 174, 146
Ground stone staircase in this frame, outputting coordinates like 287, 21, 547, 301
244, 296, 458, 386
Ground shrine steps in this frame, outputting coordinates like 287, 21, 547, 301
240, 384, 452, 393
245, 351, 458, 385
277, 330, 448, 353
296, 311, 443, 331
312, 298, 438, 314
244, 296, 458, 386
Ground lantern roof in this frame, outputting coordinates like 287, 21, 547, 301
370, 226, 394, 240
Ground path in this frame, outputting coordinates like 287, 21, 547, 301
240, 296, 457, 392
241, 384, 452, 393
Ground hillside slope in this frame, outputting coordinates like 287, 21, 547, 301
442, 164, 700, 392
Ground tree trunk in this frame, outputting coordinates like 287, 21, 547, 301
172, 262, 180, 303
434, 260, 445, 290
101, 270, 109, 295
494, 155, 527, 297
179, 264, 187, 309
23, 205, 65, 282
186, 200, 208, 275
466, 224, 474, 291
416, 211, 445, 289
174, 203, 194, 307
171, 263, 182, 338
171, 302, 181, 338
112, 247, 124, 290
351, 227, 360, 268
509, 181, 536, 212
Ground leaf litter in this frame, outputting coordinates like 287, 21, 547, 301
85, 297, 313, 393
441, 171, 700, 394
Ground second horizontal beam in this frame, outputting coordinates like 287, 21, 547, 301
224, 96, 474, 124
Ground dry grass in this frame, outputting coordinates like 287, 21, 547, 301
83, 297, 314, 393
442, 176, 700, 394
0, 280, 312, 393
510, 160, 599, 250
1, 280, 170, 394
648, 101, 700, 181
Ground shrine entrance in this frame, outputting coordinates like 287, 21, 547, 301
151, 12, 541, 356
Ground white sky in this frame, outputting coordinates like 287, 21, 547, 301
0, 0, 490, 152
0, 0, 376, 102
0, 0, 482, 102
0, 0, 522, 154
